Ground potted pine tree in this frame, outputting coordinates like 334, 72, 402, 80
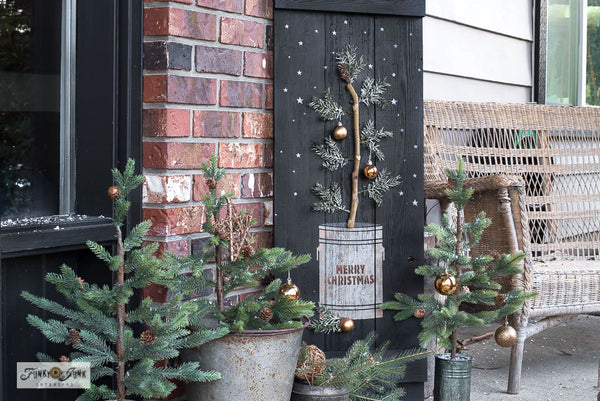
381, 158, 534, 401
21, 159, 227, 401
178, 154, 315, 401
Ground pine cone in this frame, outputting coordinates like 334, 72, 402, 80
68, 329, 81, 344
241, 245, 254, 258
337, 64, 350, 83
491, 251, 501, 260
141, 329, 156, 345
206, 178, 218, 190
260, 308, 273, 322
494, 294, 507, 306
77, 277, 85, 289
107, 186, 121, 200
413, 308, 426, 318
59, 355, 71, 363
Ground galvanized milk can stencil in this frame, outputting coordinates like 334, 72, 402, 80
317, 223, 384, 320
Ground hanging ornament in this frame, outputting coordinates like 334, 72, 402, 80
332, 121, 348, 140
338, 317, 354, 332
278, 278, 300, 301
434, 272, 457, 296
494, 322, 518, 347
363, 162, 378, 179
107, 186, 121, 200
295, 344, 326, 382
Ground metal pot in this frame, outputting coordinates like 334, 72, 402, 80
184, 323, 307, 401
290, 381, 350, 401
433, 353, 473, 401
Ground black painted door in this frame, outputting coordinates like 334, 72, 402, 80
273, 1, 426, 398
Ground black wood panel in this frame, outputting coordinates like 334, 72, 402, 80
273, 4, 425, 391
274, 0, 425, 17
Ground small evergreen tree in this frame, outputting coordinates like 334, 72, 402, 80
381, 158, 534, 359
168, 154, 315, 332
21, 159, 228, 401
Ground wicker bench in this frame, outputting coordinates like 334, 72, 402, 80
423, 100, 600, 394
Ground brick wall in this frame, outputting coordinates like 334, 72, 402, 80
142, 0, 274, 303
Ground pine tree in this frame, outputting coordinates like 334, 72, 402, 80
168, 154, 315, 332
381, 157, 535, 359
21, 159, 228, 401
310, 44, 401, 228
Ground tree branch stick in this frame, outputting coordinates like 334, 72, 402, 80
346, 82, 360, 228
115, 225, 126, 401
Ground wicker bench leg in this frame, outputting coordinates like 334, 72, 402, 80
507, 325, 527, 394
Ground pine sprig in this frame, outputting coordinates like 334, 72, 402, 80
309, 89, 346, 121
312, 182, 350, 214
360, 77, 390, 107
308, 306, 341, 334
312, 137, 348, 171
360, 120, 394, 161
365, 169, 401, 206
336, 44, 366, 83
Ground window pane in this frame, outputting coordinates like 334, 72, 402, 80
587, 0, 600, 105
547, 0, 581, 105
0, 0, 62, 221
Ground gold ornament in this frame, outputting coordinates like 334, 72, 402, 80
295, 344, 326, 382
339, 317, 354, 332
494, 323, 518, 347
434, 272, 457, 296
332, 122, 348, 140
363, 164, 378, 179
107, 186, 121, 200
278, 279, 300, 301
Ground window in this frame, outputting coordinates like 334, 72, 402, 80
0, 0, 75, 221
546, 0, 600, 105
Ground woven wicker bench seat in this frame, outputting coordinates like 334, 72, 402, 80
423, 100, 600, 394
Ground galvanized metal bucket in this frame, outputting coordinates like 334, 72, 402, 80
290, 381, 350, 401
184, 323, 307, 401
433, 353, 473, 401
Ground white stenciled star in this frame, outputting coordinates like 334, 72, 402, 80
297, 70, 302, 75
285, 24, 289, 29
296, 153, 301, 158
413, 173, 417, 178
283, 88, 288, 92
414, 144, 418, 149
288, 55, 291, 59
380, 27, 384, 31
399, 191, 404, 196
390, 99, 398, 105
332, 31, 337, 36
344, 20, 348, 24
368, 64, 373, 69
294, 192, 298, 196
298, 41, 303, 46
296, 97, 303, 104
412, 200, 419, 206
315, 29, 319, 33
392, 73, 396, 77
393, 44, 398, 48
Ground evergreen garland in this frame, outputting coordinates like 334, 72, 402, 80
381, 158, 535, 358
21, 159, 227, 401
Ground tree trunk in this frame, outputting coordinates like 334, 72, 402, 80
346, 82, 360, 229
115, 225, 126, 401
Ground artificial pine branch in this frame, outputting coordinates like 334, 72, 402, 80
360, 120, 394, 161
312, 182, 350, 214
360, 77, 390, 108
308, 306, 342, 334
312, 137, 348, 171
365, 169, 401, 206
336, 44, 366, 83
309, 89, 346, 121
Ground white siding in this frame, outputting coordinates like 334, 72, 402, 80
424, 0, 534, 103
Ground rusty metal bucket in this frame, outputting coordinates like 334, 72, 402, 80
184, 323, 307, 401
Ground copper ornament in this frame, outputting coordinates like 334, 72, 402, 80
363, 164, 378, 179
339, 317, 355, 332
434, 272, 457, 296
332, 122, 348, 140
278, 279, 300, 301
494, 323, 518, 347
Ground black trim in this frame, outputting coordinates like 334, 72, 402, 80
274, 0, 425, 17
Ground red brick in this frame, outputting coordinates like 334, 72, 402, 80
143, 206, 205, 236
193, 111, 240, 138
144, 8, 169, 36
143, 75, 167, 103
167, 75, 217, 105
143, 109, 190, 137
241, 172, 273, 198
143, 174, 192, 203
245, 0, 273, 19
197, 0, 243, 13
220, 17, 264, 48
144, 8, 217, 40
244, 52, 272, 79
265, 84, 273, 110
220, 80, 263, 108
263, 142, 273, 167
219, 143, 263, 168
263, 200, 273, 226
253, 230, 273, 249
145, 0, 192, 3
242, 112, 272, 138
193, 173, 241, 201
143, 142, 216, 169
196, 45, 242, 75
143, 284, 168, 303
